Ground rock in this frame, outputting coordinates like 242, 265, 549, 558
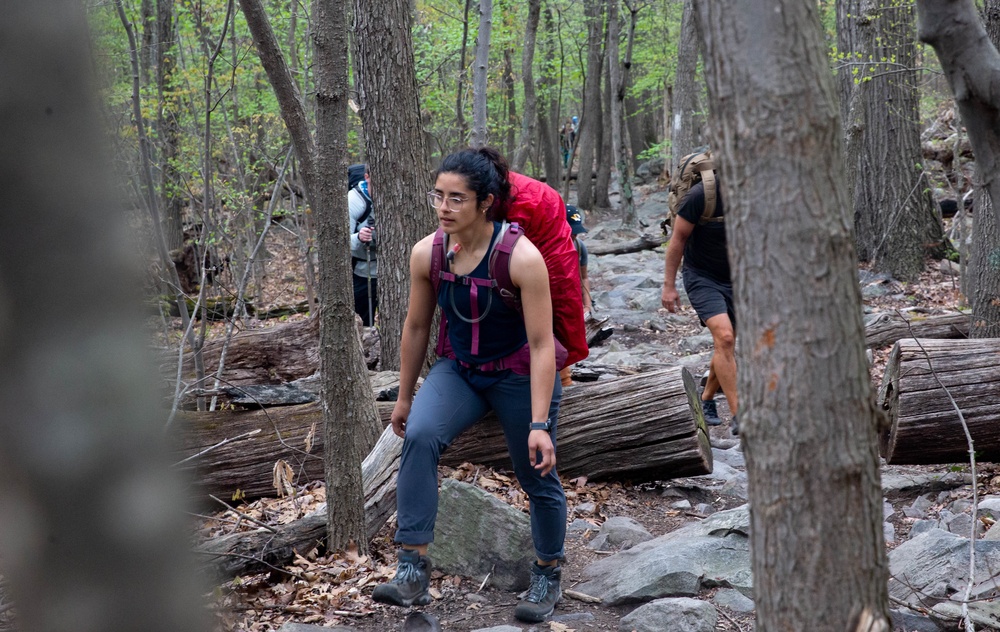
881, 471, 972, 495
712, 447, 745, 469
932, 599, 1000, 630
902, 494, 934, 519
278, 625, 352, 632
671, 499, 693, 510
909, 519, 939, 538
578, 507, 752, 605
884, 500, 895, 520
465, 592, 488, 604
428, 479, 534, 591
568, 518, 599, 535
470, 627, 522, 632
889, 608, 943, 632
983, 521, 1000, 541
945, 512, 974, 537
884, 521, 896, 544
679, 334, 714, 354
694, 503, 715, 516
713, 588, 755, 613
619, 597, 717, 632
889, 528, 1000, 608
575, 501, 597, 516
587, 516, 654, 552
938, 259, 960, 276
977, 496, 1000, 519
402, 612, 443, 632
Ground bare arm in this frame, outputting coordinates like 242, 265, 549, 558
661, 216, 694, 312
510, 237, 558, 476
390, 234, 438, 437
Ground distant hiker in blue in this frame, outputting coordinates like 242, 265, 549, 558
372, 147, 566, 623
349, 164, 376, 326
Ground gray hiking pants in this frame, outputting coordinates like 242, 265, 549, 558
394, 359, 566, 562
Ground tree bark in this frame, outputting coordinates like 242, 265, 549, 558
502, 47, 517, 156
693, 0, 890, 629
969, 1, 1000, 337
312, 0, 377, 553
863, 311, 970, 348
470, 0, 493, 149
0, 3, 208, 630
536, 5, 562, 184
512, 0, 541, 172
455, 0, 472, 145
917, 0, 1000, 226
842, 0, 943, 281
878, 338, 1000, 464
594, 22, 613, 210
670, 0, 703, 173
608, 0, 637, 228
175, 367, 710, 501
575, 0, 605, 209
353, 0, 433, 370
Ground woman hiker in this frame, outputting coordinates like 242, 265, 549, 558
371, 147, 567, 624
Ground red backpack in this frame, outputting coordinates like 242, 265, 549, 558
429, 172, 589, 370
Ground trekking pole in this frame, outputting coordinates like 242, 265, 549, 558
365, 244, 374, 326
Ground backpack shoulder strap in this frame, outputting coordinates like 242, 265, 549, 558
430, 228, 449, 357
353, 185, 373, 227
700, 167, 717, 224
488, 221, 524, 312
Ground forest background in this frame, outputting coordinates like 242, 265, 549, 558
3, 1, 999, 632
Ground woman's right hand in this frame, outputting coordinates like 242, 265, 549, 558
390, 399, 412, 438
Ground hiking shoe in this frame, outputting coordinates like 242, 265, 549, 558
701, 399, 722, 426
372, 549, 432, 607
514, 563, 561, 623
731, 414, 740, 436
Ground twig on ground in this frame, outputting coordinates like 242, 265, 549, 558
208, 494, 278, 533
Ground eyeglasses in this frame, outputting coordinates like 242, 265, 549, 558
427, 191, 472, 213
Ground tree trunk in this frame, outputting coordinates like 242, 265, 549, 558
608, 0, 637, 228
670, 0, 702, 173
969, 1, 1000, 337
156, 0, 186, 253
878, 338, 1000, 464
511, 0, 541, 172
917, 0, 1000, 231
575, 0, 605, 209
594, 26, 613, 210
312, 0, 378, 553
694, 0, 890, 629
455, 0, 472, 145
353, 0, 433, 370
0, 3, 208, 630
536, 5, 562, 184
470, 0, 493, 149
175, 367, 711, 501
503, 47, 517, 156
843, 0, 943, 281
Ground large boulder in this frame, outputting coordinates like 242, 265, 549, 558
577, 506, 752, 605
619, 597, 717, 632
427, 479, 534, 591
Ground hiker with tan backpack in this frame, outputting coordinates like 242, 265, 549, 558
661, 148, 740, 435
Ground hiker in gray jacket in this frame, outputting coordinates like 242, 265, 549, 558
349, 166, 377, 326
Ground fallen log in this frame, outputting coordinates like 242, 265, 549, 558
878, 338, 1000, 464
587, 233, 663, 256
178, 367, 711, 502
864, 311, 969, 349
197, 427, 402, 579
439, 366, 712, 481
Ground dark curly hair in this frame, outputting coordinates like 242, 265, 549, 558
434, 147, 513, 221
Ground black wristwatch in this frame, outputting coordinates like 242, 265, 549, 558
530, 419, 552, 431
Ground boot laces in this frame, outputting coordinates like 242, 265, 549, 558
525, 571, 550, 603
391, 559, 420, 585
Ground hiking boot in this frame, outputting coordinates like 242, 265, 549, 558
372, 549, 432, 607
731, 414, 740, 436
701, 398, 722, 426
514, 563, 561, 623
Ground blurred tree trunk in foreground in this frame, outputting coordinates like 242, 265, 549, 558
0, 3, 208, 631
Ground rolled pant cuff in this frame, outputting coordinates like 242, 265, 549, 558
395, 529, 435, 546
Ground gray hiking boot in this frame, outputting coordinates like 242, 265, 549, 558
701, 398, 722, 426
513, 563, 561, 623
372, 549, 432, 607
731, 414, 740, 436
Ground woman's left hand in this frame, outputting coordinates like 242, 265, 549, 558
528, 429, 556, 477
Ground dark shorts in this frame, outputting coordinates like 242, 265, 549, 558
682, 266, 735, 329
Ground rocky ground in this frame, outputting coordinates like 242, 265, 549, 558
188, 179, 1000, 632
